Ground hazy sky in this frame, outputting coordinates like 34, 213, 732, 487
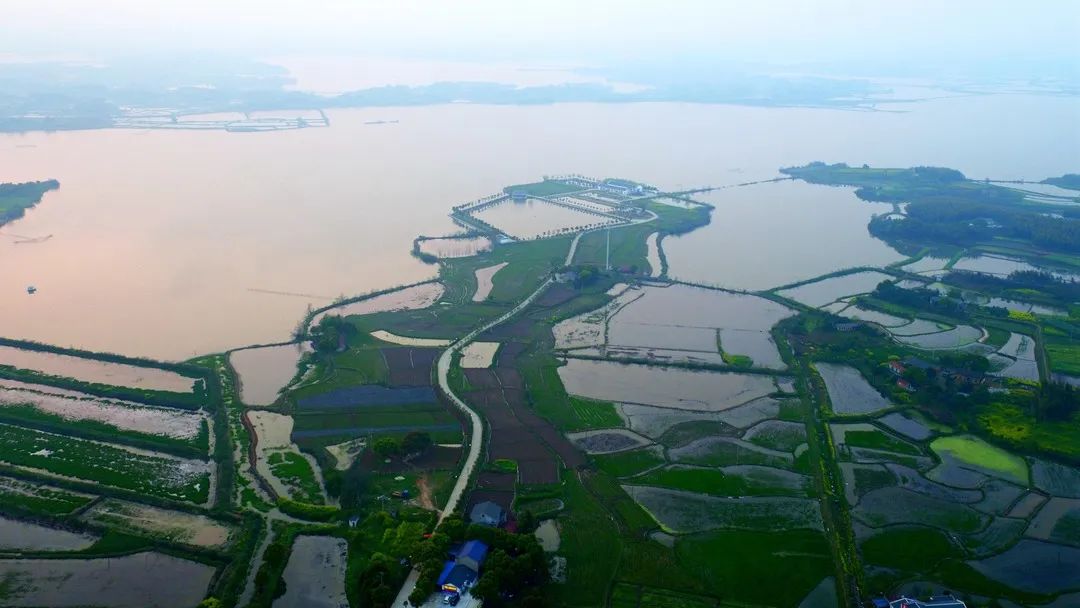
2, 0, 1078, 76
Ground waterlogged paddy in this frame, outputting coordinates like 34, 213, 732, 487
230, 344, 305, 406
777, 271, 895, 308
310, 283, 444, 326
665, 181, 904, 291
569, 284, 793, 368
814, 363, 891, 416
0, 552, 215, 608
0, 346, 195, 392
459, 342, 500, 368
953, 255, 1080, 281
471, 198, 617, 239
0, 515, 98, 551
2, 96, 1075, 358
417, 236, 492, 258
82, 500, 233, 549
274, 536, 349, 608
472, 262, 508, 302
0, 379, 205, 439
645, 232, 661, 277
558, 359, 775, 411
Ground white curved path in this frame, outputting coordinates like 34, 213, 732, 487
392, 211, 657, 607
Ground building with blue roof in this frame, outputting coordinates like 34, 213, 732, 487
879, 595, 967, 608
438, 563, 477, 594
436, 539, 491, 594
456, 539, 489, 572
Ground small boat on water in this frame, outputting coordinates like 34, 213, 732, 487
26, 285, 37, 294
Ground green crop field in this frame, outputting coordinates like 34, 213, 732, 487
593, 449, 665, 478
861, 526, 964, 571
843, 429, 922, 455
930, 435, 1030, 486
267, 451, 324, 504
0, 475, 95, 516
676, 529, 833, 607
0, 423, 209, 503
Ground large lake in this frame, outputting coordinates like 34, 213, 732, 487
1, 94, 1077, 358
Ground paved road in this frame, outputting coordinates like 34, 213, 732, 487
392, 212, 657, 607
392, 277, 554, 608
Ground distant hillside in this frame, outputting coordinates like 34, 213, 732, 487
1043, 174, 1080, 191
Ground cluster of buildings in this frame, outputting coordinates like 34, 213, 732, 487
871, 594, 967, 608
887, 357, 999, 393
432, 501, 509, 598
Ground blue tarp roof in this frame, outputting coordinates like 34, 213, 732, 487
436, 561, 456, 587
458, 539, 489, 564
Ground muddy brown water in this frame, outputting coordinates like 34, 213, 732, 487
0, 346, 194, 392
1, 96, 1074, 357
230, 344, 305, 406
0, 551, 215, 608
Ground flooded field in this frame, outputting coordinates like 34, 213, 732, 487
645, 232, 661, 277
473, 262, 508, 302
0, 346, 195, 392
814, 363, 891, 415
417, 236, 492, 258
598, 284, 793, 368
471, 198, 617, 239
0, 515, 98, 551
230, 344, 305, 406
0, 551, 216, 607
311, 283, 444, 326
2, 96, 1074, 358
623, 485, 822, 533
0, 379, 205, 439
274, 535, 348, 608
82, 500, 233, 548
777, 272, 895, 308
460, 342, 500, 368
901, 257, 950, 274
665, 182, 904, 291
558, 359, 775, 411
370, 330, 451, 347
0, 476, 94, 515
0, 423, 211, 503
894, 324, 983, 349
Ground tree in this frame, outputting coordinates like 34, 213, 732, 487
401, 431, 433, 459
372, 436, 401, 458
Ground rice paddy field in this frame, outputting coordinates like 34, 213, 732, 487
0, 423, 211, 503
0, 345, 197, 393
830, 404, 1080, 605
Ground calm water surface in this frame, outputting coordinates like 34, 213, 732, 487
1, 95, 1076, 358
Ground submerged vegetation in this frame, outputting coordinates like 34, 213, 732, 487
0, 180, 59, 225
2, 168, 1078, 608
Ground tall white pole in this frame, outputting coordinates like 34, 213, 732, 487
605, 227, 611, 271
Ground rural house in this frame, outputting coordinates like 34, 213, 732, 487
469, 500, 506, 526
437, 539, 491, 594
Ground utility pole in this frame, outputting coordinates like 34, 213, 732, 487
605, 227, 611, 271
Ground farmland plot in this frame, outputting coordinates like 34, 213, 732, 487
623, 485, 822, 533
82, 500, 234, 548
0, 424, 210, 503
0, 346, 195, 393
0, 515, 98, 551
310, 282, 444, 325
0, 552, 215, 608
558, 360, 775, 411
273, 536, 348, 608
0, 476, 94, 516
815, 363, 891, 415
0, 380, 205, 440
230, 344, 304, 406
777, 272, 894, 307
